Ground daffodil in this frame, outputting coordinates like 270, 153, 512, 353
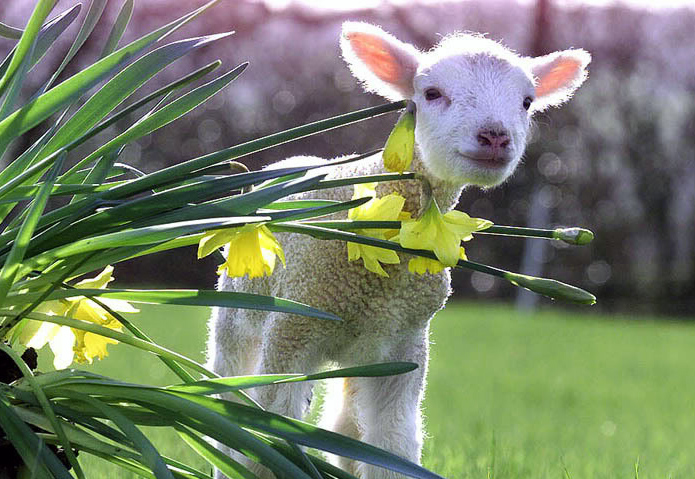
347, 183, 406, 277
408, 247, 468, 275
16, 266, 137, 369
398, 199, 492, 267
198, 224, 285, 278
382, 105, 416, 173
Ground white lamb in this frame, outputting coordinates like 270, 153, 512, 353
207, 22, 590, 479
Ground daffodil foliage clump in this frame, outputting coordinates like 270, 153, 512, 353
0, 2, 595, 479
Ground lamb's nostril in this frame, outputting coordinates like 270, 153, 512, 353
477, 133, 493, 147
477, 130, 510, 150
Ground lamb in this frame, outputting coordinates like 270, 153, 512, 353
207, 22, 590, 479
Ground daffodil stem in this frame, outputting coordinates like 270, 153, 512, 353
272, 222, 595, 304
296, 220, 594, 246
299, 220, 401, 230
478, 225, 594, 245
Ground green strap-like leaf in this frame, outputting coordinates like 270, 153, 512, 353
0, 0, 224, 152
0, 391, 70, 479
19, 216, 264, 272
0, 21, 23, 39
64, 62, 248, 176
2, 309, 217, 378
39, 0, 108, 95
63, 60, 222, 159
0, 183, 109, 205
167, 362, 417, 395
0, 5, 82, 82
39, 172, 273, 252
0, 35, 37, 120
266, 197, 370, 223
12, 405, 139, 461
59, 390, 176, 479
0, 0, 55, 98
44, 384, 312, 478
0, 153, 64, 307
93, 101, 407, 200
0, 343, 84, 479
100, 0, 135, 58
36, 32, 235, 167
122, 174, 325, 234
176, 426, 258, 479
170, 392, 444, 479
8, 288, 340, 322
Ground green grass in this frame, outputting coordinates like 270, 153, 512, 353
38, 302, 695, 478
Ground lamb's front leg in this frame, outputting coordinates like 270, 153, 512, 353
346, 328, 429, 479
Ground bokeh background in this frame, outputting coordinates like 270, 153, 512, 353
2, 0, 694, 316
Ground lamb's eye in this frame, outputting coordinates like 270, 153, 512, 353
425, 88, 442, 101
523, 96, 533, 110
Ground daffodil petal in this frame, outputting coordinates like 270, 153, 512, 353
25, 321, 60, 349
347, 242, 361, 261
198, 230, 235, 259
75, 266, 114, 289
82, 332, 119, 363
408, 256, 446, 275
49, 326, 76, 370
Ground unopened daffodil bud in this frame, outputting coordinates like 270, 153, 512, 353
382, 101, 416, 173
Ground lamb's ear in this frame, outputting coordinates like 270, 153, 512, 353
528, 49, 591, 112
341, 22, 420, 100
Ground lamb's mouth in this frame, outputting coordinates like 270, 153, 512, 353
458, 152, 510, 169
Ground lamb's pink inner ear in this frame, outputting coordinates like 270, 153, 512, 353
535, 57, 583, 98
347, 32, 410, 88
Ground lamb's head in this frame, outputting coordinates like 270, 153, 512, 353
341, 22, 591, 188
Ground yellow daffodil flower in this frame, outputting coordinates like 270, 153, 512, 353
17, 266, 137, 369
198, 224, 285, 278
408, 247, 468, 275
382, 106, 415, 173
347, 183, 406, 277
398, 199, 492, 267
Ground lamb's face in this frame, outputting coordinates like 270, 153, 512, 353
413, 53, 536, 188
340, 22, 590, 190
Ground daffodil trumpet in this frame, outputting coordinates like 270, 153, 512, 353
398, 198, 492, 267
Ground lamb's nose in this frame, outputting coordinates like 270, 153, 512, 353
477, 130, 510, 150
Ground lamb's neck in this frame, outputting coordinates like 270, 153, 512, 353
409, 149, 465, 214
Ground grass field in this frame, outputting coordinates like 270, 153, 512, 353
40, 302, 695, 478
